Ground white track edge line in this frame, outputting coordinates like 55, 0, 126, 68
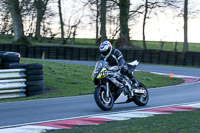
1, 100, 200, 129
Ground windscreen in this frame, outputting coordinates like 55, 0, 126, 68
94, 61, 106, 73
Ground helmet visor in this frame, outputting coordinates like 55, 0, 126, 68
101, 50, 109, 56
101, 47, 111, 56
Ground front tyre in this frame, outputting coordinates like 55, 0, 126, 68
133, 82, 149, 106
94, 86, 114, 111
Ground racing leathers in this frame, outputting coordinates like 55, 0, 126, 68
100, 48, 138, 87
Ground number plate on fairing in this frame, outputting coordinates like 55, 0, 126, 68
97, 68, 108, 79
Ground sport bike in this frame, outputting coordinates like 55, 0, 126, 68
91, 60, 149, 111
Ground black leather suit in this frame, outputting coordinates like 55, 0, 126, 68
100, 48, 135, 81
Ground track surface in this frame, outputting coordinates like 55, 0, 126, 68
0, 60, 199, 128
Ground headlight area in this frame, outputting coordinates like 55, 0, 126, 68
94, 78, 101, 85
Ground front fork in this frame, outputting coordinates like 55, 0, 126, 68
106, 82, 110, 98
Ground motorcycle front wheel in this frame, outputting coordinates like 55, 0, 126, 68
133, 82, 149, 106
94, 86, 114, 111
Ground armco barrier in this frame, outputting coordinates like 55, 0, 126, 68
0, 69, 27, 99
0, 44, 199, 67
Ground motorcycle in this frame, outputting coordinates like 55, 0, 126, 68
91, 60, 149, 111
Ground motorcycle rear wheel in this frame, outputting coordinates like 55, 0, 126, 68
133, 82, 149, 106
94, 86, 114, 111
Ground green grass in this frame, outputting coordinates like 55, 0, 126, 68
0, 35, 97, 48
31, 38, 98, 48
47, 109, 200, 133
0, 58, 183, 103
130, 40, 200, 52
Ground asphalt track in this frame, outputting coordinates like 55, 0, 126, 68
0, 59, 199, 128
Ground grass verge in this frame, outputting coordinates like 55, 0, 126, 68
1, 35, 200, 52
0, 58, 184, 103
47, 109, 200, 133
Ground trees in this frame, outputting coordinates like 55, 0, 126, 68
6, 0, 28, 43
58, 0, 65, 44
0, 0, 196, 49
142, 0, 148, 50
34, 0, 49, 41
182, 0, 188, 53
95, 0, 100, 45
115, 0, 132, 48
119, 0, 130, 42
86, 0, 100, 45
0, 3, 13, 35
100, 0, 107, 42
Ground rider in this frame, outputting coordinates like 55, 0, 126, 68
99, 41, 139, 88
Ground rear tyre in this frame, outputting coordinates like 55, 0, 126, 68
133, 82, 149, 106
94, 86, 114, 111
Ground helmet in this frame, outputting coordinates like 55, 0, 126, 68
99, 41, 112, 57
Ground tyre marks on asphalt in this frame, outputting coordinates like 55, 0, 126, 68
1, 102, 200, 133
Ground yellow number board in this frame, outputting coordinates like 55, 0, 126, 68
97, 68, 108, 79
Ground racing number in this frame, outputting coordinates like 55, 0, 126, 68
100, 70, 108, 78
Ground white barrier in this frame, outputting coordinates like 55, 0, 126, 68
0, 69, 27, 99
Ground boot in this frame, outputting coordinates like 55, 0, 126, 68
130, 77, 139, 88
127, 71, 139, 88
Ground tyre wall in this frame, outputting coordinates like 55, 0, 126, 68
25, 63, 44, 96
0, 44, 199, 67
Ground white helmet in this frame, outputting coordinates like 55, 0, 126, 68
99, 41, 112, 57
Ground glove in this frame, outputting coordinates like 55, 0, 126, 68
108, 66, 119, 71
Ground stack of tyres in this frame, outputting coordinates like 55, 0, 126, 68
0, 44, 5, 51
3, 52, 20, 69
80, 48, 87, 61
143, 50, 151, 63
87, 48, 96, 61
126, 50, 135, 62
57, 46, 65, 59
19, 45, 27, 57
49, 46, 57, 59
194, 52, 200, 66
159, 51, 169, 65
5, 44, 12, 51
72, 47, 80, 60
65, 47, 73, 60
11, 44, 20, 53
185, 52, 195, 66
0, 52, 6, 68
150, 50, 159, 64
42, 46, 50, 59
26, 63, 44, 96
176, 52, 185, 65
9, 63, 26, 69
95, 49, 101, 61
27, 46, 35, 58
168, 51, 177, 65
134, 50, 143, 62
35, 46, 43, 59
